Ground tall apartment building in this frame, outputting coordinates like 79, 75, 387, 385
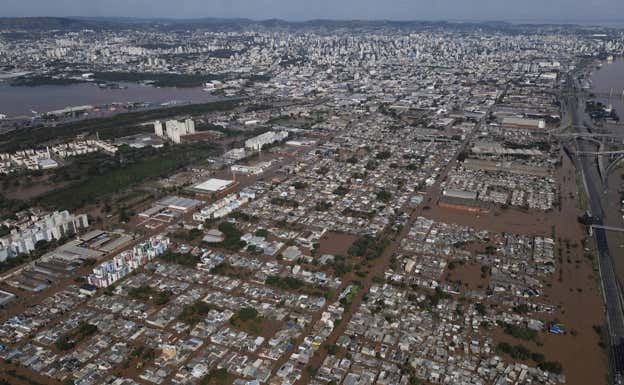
87, 235, 170, 288
154, 120, 164, 137
154, 118, 196, 144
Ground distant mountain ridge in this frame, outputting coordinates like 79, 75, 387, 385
0, 16, 619, 32
0, 17, 119, 30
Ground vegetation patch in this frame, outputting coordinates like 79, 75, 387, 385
214, 222, 246, 251
498, 321, 538, 341
160, 251, 199, 267
55, 322, 98, 351
128, 285, 173, 306
265, 275, 332, 298
199, 368, 231, 385
348, 235, 390, 260
178, 300, 214, 326
39, 143, 219, 210
270, 197, 300, 208
229, 307, 270, 335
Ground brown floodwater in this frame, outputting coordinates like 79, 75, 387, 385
591, 57, 624, 119
0, 82, 217, 117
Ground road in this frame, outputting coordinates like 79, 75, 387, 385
564, 71, 624, 382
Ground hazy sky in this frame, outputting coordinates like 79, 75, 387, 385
3, 0, 624, 23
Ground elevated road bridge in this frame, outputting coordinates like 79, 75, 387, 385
591, 225, 624, 233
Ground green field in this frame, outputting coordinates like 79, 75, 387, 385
38, 143, 218, 210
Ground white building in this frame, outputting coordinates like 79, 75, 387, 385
154, 118, 196, 144
192, 178, 235, 194
224, 148, 248, 161
0, 211, 89, 261
245, 131, 289, 151
193, 193, 250, 221
154, 120, 164, 137
231, 161, 272, 175
87, 235, 169, 288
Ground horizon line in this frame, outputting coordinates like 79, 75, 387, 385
1, 15, 624, 24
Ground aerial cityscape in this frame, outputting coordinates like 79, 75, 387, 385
0, 3, 624, 385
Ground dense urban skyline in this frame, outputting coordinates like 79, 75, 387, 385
3, 0, 624, 23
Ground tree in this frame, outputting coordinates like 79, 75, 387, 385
238, 307, 259, 322
376, 151, 392, 160
255, 228, 269, 238
326, 344, 340, 355
376, 189, 392, 202
539, 361, 563, 375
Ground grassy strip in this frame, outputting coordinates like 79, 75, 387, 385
575, 170, 588, 211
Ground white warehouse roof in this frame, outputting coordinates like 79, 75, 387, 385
193, 178, 234, 192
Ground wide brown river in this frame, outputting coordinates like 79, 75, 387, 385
0, 82, 216, 117
591, 57, 624, 118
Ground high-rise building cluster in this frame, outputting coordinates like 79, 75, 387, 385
0, 211, 89, 261
86, 235, 170, 288
154, 118, 196, 143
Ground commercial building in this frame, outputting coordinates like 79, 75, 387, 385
231, 161, 272, 175
115, 133, 165, 149
193, 193, 250, 221
156, 196, 202, 213
501, 117, 546, 130
224, 148, 248, 162
442, 189, 478, 201
191, 178, 236, 195
245, 131, 289, 151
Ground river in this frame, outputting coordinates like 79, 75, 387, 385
0, 82, 217, 117
590, 57, 624, 119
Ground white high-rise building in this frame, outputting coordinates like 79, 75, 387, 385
154, 121, 164, 137
165, 121, 183, 144
0, 211, 89, 261
184, 118, 195, 135
155, 118, 196, 144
